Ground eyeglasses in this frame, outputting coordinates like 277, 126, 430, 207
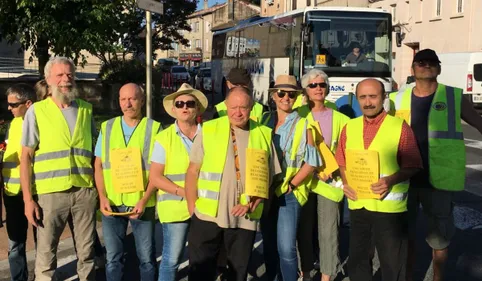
8, 101, 27, 108
175, 100, 196, 109
307, 82, 328, 89
275, 90, 299, 99
413, 60, 439, 67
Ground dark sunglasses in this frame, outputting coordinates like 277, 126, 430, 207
413, 60, 439, 67
8, 101, 27, 108
307, 82, 328, 89
175, 100, 196, 109
275, 90, 299, 99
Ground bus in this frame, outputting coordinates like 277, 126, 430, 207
211, 7, 399, 106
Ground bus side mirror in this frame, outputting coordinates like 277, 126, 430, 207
302, 24, 311, 44
393, 25, 403, 47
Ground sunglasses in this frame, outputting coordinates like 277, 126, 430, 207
275, 90, 299, 99
8, 101, 27, 108
307, 82, 328, 89
413, 60, 439, 67
175, 100, 196, 109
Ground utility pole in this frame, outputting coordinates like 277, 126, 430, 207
146, 11, 152, 118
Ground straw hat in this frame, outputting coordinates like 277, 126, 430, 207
163, 83, 208, 118
268, 75, 301, 92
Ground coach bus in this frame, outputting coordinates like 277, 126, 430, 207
211, 7, 399, 106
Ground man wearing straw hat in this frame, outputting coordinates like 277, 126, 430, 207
94, 83, 161, 281
186, 86, 281, 281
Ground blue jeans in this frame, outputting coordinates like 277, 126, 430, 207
158, 220, 190, 281
4, 194, 35, 281
102, 205, 156, 281
277, 192, 301, 281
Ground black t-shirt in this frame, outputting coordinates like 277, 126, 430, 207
410, 91, 435, 188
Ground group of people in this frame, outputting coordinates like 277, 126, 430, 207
1, 49, 481, 281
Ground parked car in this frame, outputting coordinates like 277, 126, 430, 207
195, 68, 212, 91
170, 65, 190, 82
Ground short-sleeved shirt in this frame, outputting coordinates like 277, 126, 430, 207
94, 117, 144, 158
335, 111, 422, 169
150, 122, 201, 164
189, 127, 281, 231
21, 101, 96, 149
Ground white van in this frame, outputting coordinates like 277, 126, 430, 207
438, 52, 482, 105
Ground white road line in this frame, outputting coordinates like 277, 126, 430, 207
465, 138, 482, 150
466, 164, 482, 171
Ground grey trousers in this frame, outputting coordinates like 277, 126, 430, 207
317, 195, 341, 276
35, 187, 97, 281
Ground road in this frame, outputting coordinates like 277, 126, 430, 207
1, 124, 482, 281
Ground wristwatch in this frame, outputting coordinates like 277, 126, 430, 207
288, 181, 296, 190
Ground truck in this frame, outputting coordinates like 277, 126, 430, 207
437, 52, 482, 105
211, 7, 401, 106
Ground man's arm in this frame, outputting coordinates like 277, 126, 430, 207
94, 157, 112, 215
20, 146, 40, 227
461, 95, 482, 134
185, 161, 201, 215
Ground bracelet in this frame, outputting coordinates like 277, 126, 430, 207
175, 187, 179, 196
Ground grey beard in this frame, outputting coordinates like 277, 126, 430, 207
52, 86, 79, 104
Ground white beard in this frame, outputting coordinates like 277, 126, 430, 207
52, 85, 79, 104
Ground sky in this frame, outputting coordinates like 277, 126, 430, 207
196, 0, 226, 10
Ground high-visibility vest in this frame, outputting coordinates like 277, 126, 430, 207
33, 98, 94, 194
302, 109, 350, 202
345, 115, 409, 213
215, 101, 264, 122
272, 116, 313, 206
196, 116, 271, 219
389, 84, 465, 191
155, 124, 190, 223
100, 117, 160, 207
2, 117, 25, 196
293, 95, 337, 111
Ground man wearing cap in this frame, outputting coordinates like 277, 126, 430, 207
138, 83, 208, 281
214, 68, 264, 121
186, 86, 281, 281
94, 83, 161, 281
388, 49, 482, 281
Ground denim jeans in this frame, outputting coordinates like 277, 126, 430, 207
277, 192, 302, 281
3, 194, 36, 281
158, 220, 190, 281
102, 205, 156, 281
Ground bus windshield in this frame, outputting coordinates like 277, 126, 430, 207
303, 11, 392, 77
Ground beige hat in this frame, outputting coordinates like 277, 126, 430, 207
163, 83, 208, 118
269, 75, 301, 92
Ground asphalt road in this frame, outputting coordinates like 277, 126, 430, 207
1, 124, 482, 281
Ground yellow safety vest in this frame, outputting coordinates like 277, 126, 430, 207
2, 118, 25, 196
155, 124, 191, 223
273, 116, 313, 206
345, 115, 409, 213
100, 117, 160, 207
293, 95, 337, 111
33, 98, 93, 194
301, 108, 350, 202
389, 84, 465, 191
196, 116, 271, 220
215, 101, 264, 122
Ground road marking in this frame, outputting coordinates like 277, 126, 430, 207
465, 138, 482, 150
466, 164, 482, 171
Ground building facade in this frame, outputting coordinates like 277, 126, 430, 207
370, 0, 482, 86
261, 0, 369, 17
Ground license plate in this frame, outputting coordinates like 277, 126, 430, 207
472, 94, 482, 103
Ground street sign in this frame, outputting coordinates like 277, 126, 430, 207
137, 0, 163, 15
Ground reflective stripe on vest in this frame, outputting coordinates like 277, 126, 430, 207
389, 84, 465, 191
196, 116, 271, 219
155, 124, 191, 223
2, 118, 24, 196
33, 98, 94, 194
345, 115, 409, 213
101, 117, 159, 207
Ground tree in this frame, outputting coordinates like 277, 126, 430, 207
0, 0, 197, 77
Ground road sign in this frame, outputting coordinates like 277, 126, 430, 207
137, 0, 163, 15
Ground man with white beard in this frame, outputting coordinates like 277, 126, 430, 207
20, 57, 97, 281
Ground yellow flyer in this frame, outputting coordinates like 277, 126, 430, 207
110, 147, 144, 194
308, 122, 339, 178
245, 148, 269, 199
395, 110, 411, 124
104, 210, 135, 216
345, 149, 380, 200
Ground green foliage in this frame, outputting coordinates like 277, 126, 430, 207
0, 0, 197, 75
99, 59, 164, 85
